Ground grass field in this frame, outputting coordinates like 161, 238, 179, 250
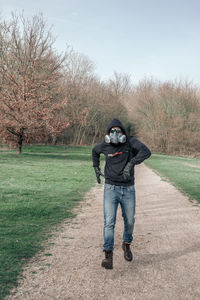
0, 145, 96, 299
145, 153, 200, 203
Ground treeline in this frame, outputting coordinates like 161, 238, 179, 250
0, 13, 199, 156
126, 79, 200, 156
0, 13, 128, 152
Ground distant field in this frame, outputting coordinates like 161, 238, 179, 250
145, 154, 200, 203
0, 145, 95, 299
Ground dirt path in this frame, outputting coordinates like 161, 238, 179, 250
9, 164, 200, 300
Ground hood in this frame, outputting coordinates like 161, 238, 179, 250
106, 119, 126, 135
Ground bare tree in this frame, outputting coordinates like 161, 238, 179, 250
128, 78, 200, 155
0, 13, 69, 153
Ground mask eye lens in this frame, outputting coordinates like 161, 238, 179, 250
116, 129, 122, 133
110, 128, 122, 134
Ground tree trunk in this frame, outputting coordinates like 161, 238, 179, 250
17, 137, 23, 154
17, 129, 24, 154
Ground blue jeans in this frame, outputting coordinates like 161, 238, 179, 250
103, 183, 136, 252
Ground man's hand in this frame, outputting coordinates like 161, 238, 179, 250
123, 162, 134, 181
94, 167, 104, 184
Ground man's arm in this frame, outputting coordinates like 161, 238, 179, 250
123, 138, 151, 180
92, 144, 101, 167
129, 137, 151, 165
92, 143, 104, 184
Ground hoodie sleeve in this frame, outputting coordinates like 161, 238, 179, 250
92, 142, 104, 167
129, 137, 151, 165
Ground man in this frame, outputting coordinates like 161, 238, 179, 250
92, 118, 151, 269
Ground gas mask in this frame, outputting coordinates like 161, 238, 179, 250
105, 128, 126, 144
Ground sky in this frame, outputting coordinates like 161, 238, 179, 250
1, 0, 200, 85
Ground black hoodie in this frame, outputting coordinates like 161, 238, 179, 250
92, 119, 151, 186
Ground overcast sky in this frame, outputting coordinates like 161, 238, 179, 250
1, 0, 200, 85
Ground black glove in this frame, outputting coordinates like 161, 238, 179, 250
94, 167, 104, 184
123, 161, 134, 181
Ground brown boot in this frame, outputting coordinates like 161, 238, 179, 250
122, 242, 133, 261
101, 250, 113, 269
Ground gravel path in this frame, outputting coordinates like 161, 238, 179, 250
9, 164, 200, 300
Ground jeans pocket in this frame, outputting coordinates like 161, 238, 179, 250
127, 185, 135, 193
104, 184, 115, 190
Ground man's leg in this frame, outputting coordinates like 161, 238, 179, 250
103, 184, 119, 252
120, 185, 136, 261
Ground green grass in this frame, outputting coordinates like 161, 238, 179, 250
145, 153, 200, 203
0, 145, 96, 299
